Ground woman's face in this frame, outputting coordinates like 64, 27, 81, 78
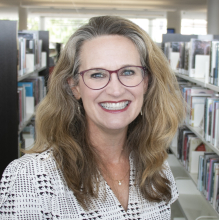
72, 35, 148, 133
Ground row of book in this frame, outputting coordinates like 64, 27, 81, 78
198, 152, 219, 212
19, 117, 35, 157
178, 79, 219, 149
173, 126, 219, 212
18, 30, 47, 77
164, 37, 219, 86
18, 76, 46, 129
176, 126, 208, 174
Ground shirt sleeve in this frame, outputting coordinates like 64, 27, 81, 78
0, 159, 44, 220
163, 160, 179, 204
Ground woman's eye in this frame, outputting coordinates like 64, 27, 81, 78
90, 73, 105, 78
122, 70, 135, 76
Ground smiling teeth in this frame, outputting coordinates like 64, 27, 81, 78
101, 101, 129, 110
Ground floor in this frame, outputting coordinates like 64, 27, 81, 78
171, 200, 186, 220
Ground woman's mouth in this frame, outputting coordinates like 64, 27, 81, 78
100, 101, 130, 110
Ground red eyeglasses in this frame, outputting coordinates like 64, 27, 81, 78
79, 65, 146, 90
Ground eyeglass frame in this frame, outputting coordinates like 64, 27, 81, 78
78, 65, 147, 90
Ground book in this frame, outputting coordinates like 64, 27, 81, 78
18, 82, 34, 97
203, 153, 219, 196
209, 41, 219, 85
183, 133, 196, 167
18, 31, 43, 70
198, 155, 204, 192
186, 88, 215, 126
189, 39, 211, 78
17, 89, 23, 127
24, 78, 38, 106
18, 76, 46, 107
17, 85, 26, 126
204, 98, 219, 141
182, 130, 194, 163
177, 126, 189, 159
206, 158, 219, 201
213, 163, 219, 208
184, 42, 190, 75
178, 42, 185, 74
190, 96, 207, 128
216, 43, 219, 86
210, 162, 219, 204
214, 102, 219, 147
164, 42, 180, 71
18, 37, 27, 77
211, 100, 219, 145
187, 137, 205, 173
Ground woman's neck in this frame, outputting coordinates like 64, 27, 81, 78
88, 122, 128, 164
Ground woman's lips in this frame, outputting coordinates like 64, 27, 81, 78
99, 100, 131, 113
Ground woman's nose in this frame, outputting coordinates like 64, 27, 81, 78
105, 73, 125, 97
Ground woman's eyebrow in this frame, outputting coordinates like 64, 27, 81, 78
86, 64, 139, 70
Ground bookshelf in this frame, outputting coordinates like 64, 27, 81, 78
0, 20, 49, 177
170, 74, 219, 219
168, 154, 218, 220
163, 33, 219, 219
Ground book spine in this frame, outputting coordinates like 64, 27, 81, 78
211, 101, 216, 145
208, 101, 213, 142
215, 103, 219, 147
215, 44, 219, 86
207, 160, 213, 200
204, 99, 208, 140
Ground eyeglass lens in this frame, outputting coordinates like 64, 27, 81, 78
83, 66, 144, 89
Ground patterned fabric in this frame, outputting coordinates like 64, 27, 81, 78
0, 150, 178, 220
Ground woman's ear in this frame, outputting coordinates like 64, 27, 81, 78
67, 78, 81, 100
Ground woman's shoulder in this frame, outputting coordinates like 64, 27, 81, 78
163, 160, 174, 179
0, 149, 59, 197
0, 150, 67, 218
0, 149, 62, 201
2, 149, 55, 177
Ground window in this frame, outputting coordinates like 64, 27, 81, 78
151, 19, 167, 43
130, 19, 149, 33
45, 18, 88, 44
181, 19, 207, 35
130, 18, 167, 43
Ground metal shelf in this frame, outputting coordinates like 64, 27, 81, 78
49, 53, 57, 57
185, 124, 219, 155
175, 71, 219, 93
18, 104, 39, 134
168, 154, 219, 220
18, 113, 35, 134
170, 147, 198, 186
18, 66, 46, 82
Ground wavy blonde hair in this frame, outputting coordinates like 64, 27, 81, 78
29, 16, 184, 207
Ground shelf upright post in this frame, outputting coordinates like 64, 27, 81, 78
38, 31, 49, 88
0, 20, 18, 176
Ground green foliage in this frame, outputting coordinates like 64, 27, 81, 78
28, 17, 39, 30
46, 18, 88, 44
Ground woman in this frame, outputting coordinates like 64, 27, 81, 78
0, 16, 184, 219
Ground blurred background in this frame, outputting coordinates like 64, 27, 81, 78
0, 0, 207, 45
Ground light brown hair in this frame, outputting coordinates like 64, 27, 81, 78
28, 16, 184, 208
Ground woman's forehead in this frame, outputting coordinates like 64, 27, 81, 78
79, 35, 141, 69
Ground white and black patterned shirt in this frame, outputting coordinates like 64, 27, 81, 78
0, 150, 178, 220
